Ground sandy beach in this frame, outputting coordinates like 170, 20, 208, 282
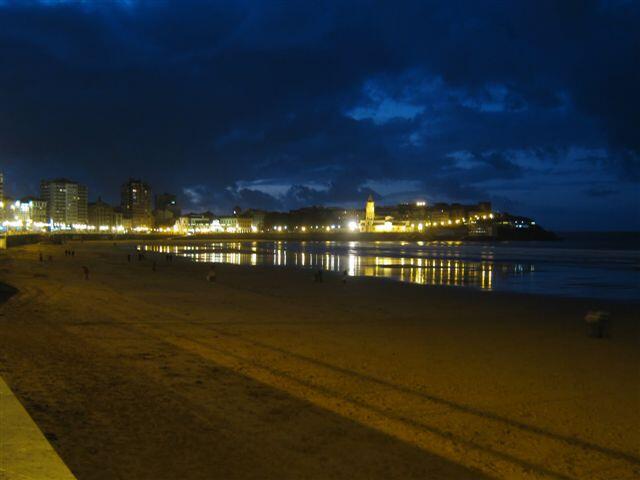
0, 240, 638, 479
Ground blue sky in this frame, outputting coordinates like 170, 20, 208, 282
0, 0, 638, 230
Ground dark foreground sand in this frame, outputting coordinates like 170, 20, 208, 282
0, 241, 638, 479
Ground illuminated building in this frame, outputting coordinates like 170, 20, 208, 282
88, 197, 120, 228
243, 209, 266, 231
154, 208, 175, 227
176, 212, 215, 233
2, 197, 48, 230
218, 216, 253, 233
40, 178, 88, 225
468, 223, 496, 237
497, 214, 535, 229
359, 195, 410, 232
113, 208, 124, 228
19, 197, 47, 223
363, 195, 375, 232
121, 179, 153, 228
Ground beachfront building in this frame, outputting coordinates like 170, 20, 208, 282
358, 195, 410, 232
19, 197, 47, 224
356, 195, 496, 233
243, 209, 266, 232
40, 178, 88, 226
121, 179, 153, 228
176, 212, 215, 233
1, 197, 48, 231
88, 198, 122, 229
362, 195, 375, 232
217, 215, 253, 233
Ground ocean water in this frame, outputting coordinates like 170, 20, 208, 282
141, 232, 640, 301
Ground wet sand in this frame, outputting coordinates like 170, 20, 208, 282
0, 241, 638, 479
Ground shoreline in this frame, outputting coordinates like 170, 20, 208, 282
131, 238, 640, 305
3, 229, 560, 244
144, 245, 640, 307
0, 241, 638, 479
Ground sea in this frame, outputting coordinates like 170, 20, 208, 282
141, 232, 640, 302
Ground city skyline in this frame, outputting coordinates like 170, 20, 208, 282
0, 1, 638, 231
0, 4, 637, 480
7, 170, 548, 241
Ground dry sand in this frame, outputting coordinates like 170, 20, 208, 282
0, 241, 638, 479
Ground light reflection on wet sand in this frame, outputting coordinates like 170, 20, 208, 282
138, 241, 530, 291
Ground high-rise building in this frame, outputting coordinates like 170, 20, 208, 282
154, 192, 180, 226
121, 179, 153, 227
155, 193, 179, 214
40, 179, 88, 225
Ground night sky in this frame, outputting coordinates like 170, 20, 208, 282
0, 0, 638, 230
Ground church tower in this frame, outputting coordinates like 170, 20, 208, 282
364, 195, 375, 232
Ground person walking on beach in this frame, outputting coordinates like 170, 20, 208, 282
82, 266, 89, 280
585, 310, 611, 338
342, 269, 348, 284
314, 269, 323, 283
39, 252, 43, 262
206, 265, 216, 282
127, 253, 131, 263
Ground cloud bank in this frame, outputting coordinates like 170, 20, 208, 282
0, 0, 638, 229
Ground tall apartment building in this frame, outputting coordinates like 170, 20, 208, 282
121, 179, 153, 227
154, 192, 180, 226
0, 172, 4, 202
40, 179, 88, 225
155, 193, 180, 216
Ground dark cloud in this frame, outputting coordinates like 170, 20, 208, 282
0, 0, 637, 229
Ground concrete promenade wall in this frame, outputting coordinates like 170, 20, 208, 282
0, 377, 77, 479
